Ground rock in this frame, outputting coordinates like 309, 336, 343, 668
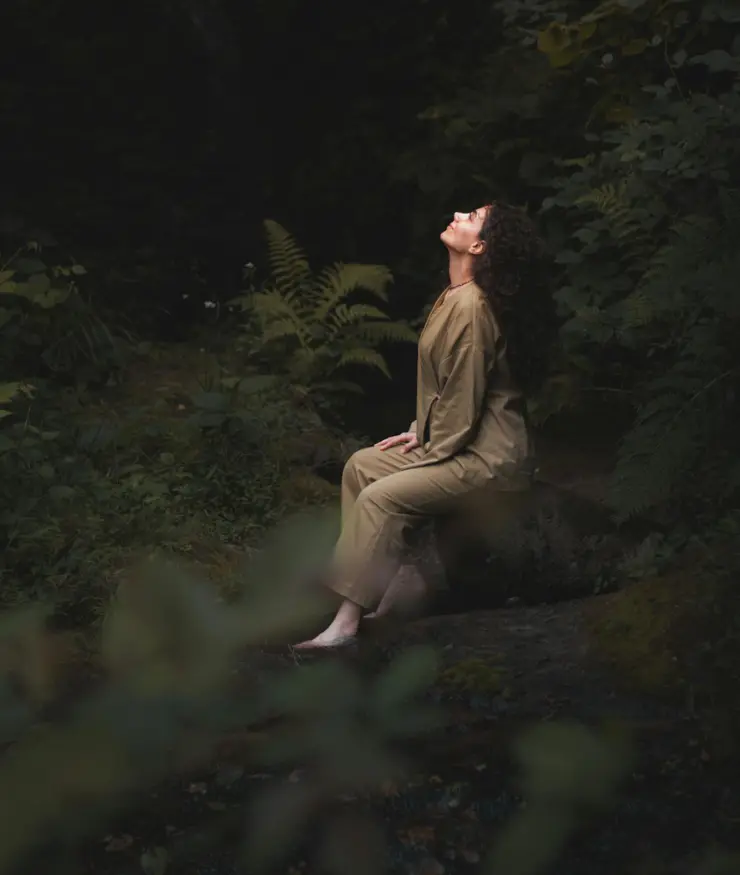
412, 480, 648, 611
583, 563, 712, 698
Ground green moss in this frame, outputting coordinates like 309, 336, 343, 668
438, 658, 505, 695
585, 567, 714, 697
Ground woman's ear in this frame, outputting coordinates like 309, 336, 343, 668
469, 238, 486, 256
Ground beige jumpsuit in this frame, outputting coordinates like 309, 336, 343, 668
330, 280, 536, 609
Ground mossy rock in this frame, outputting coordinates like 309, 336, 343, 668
584, 563, 718, 698
427, 481, 639, 609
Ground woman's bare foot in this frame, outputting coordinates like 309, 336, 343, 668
364, 566, 431, 622
292, 630, 357, 650
293, 598, 362, 650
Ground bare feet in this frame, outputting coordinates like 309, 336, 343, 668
292, 630, 357, 650
364, 566, 431, 621
293, 598, 361, 650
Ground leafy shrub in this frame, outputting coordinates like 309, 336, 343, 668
536, 7, 740, 526
1, 230, 124, 386
0, 224, 365, 624
0, 352, 354, 621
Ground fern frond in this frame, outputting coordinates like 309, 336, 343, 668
252, 220, 400, 395
608, 351, 732, 521
350, 320, 419, 344
577, 181, 652, 268
337, 348, 391, 379
263, 220, 312, 299
259, 320, 303, 344
342, 304, 390, 322
313, 263, 392, 323
287, 347, 320, 378
250, 290, 312, 347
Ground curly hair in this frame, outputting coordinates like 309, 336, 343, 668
473, 202, 558, 395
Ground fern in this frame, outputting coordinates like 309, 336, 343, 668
337, 348, 391, 379
609, 342, 734, 521
250, 290, 313, 348
312, 262, 392, 323
352, 321, 419, 344
263, 219, 311, 300
577, 180, 653, 271
242, 221, 416, 396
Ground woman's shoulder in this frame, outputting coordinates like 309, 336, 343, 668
443, 280, 486, 311
446, 282, 497, 320
442, 282, 501, 341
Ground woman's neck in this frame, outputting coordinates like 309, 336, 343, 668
447, 252, 475, 288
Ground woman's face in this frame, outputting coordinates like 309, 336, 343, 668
440, 206, 489, 255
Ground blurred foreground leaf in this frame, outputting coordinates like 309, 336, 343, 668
484, 721, 632, 875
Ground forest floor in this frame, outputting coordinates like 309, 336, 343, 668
18, 348, 732, 874
76, 598, 740, 875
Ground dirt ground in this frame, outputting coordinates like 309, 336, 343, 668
59, 598, 740, 875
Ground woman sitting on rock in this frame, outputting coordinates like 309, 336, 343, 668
294, 201, 557, 650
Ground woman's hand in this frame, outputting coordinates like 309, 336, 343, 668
375, 431, 420, 454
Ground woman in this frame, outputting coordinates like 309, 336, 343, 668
294, 202, 556, 650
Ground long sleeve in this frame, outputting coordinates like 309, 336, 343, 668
408, 419, 417, 434
405, 299, 497, 469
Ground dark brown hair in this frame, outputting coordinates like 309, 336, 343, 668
474, 202, 558, 394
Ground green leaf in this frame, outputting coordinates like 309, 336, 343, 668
514, 721, 631, 805
537, 22, 571, 54
195, 412, 226, 428
615, 0, 650, 9
13, 257, 46, 275
70, 264, 87, 276
0, 382, 23, 405
140, 846, 169, 875
622, 38, 649, 56
555, 250, 584, 265
689, 50, 740, 72
190, 391, 229, 412
701, 0, 740, 23
48, 485, 77, 501
372, 646, 439, 714
34, 288, 71, 309
266, 661, 361, 716
0, 270, 15, 284
237, 374, 280, 394
673, 49, 688, 66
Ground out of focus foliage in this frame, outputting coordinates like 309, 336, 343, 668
0, 550, 635, 875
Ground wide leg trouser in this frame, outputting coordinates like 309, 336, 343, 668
330, 444, 475, 609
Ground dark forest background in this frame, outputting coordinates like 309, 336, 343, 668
1, 1, 740, 873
